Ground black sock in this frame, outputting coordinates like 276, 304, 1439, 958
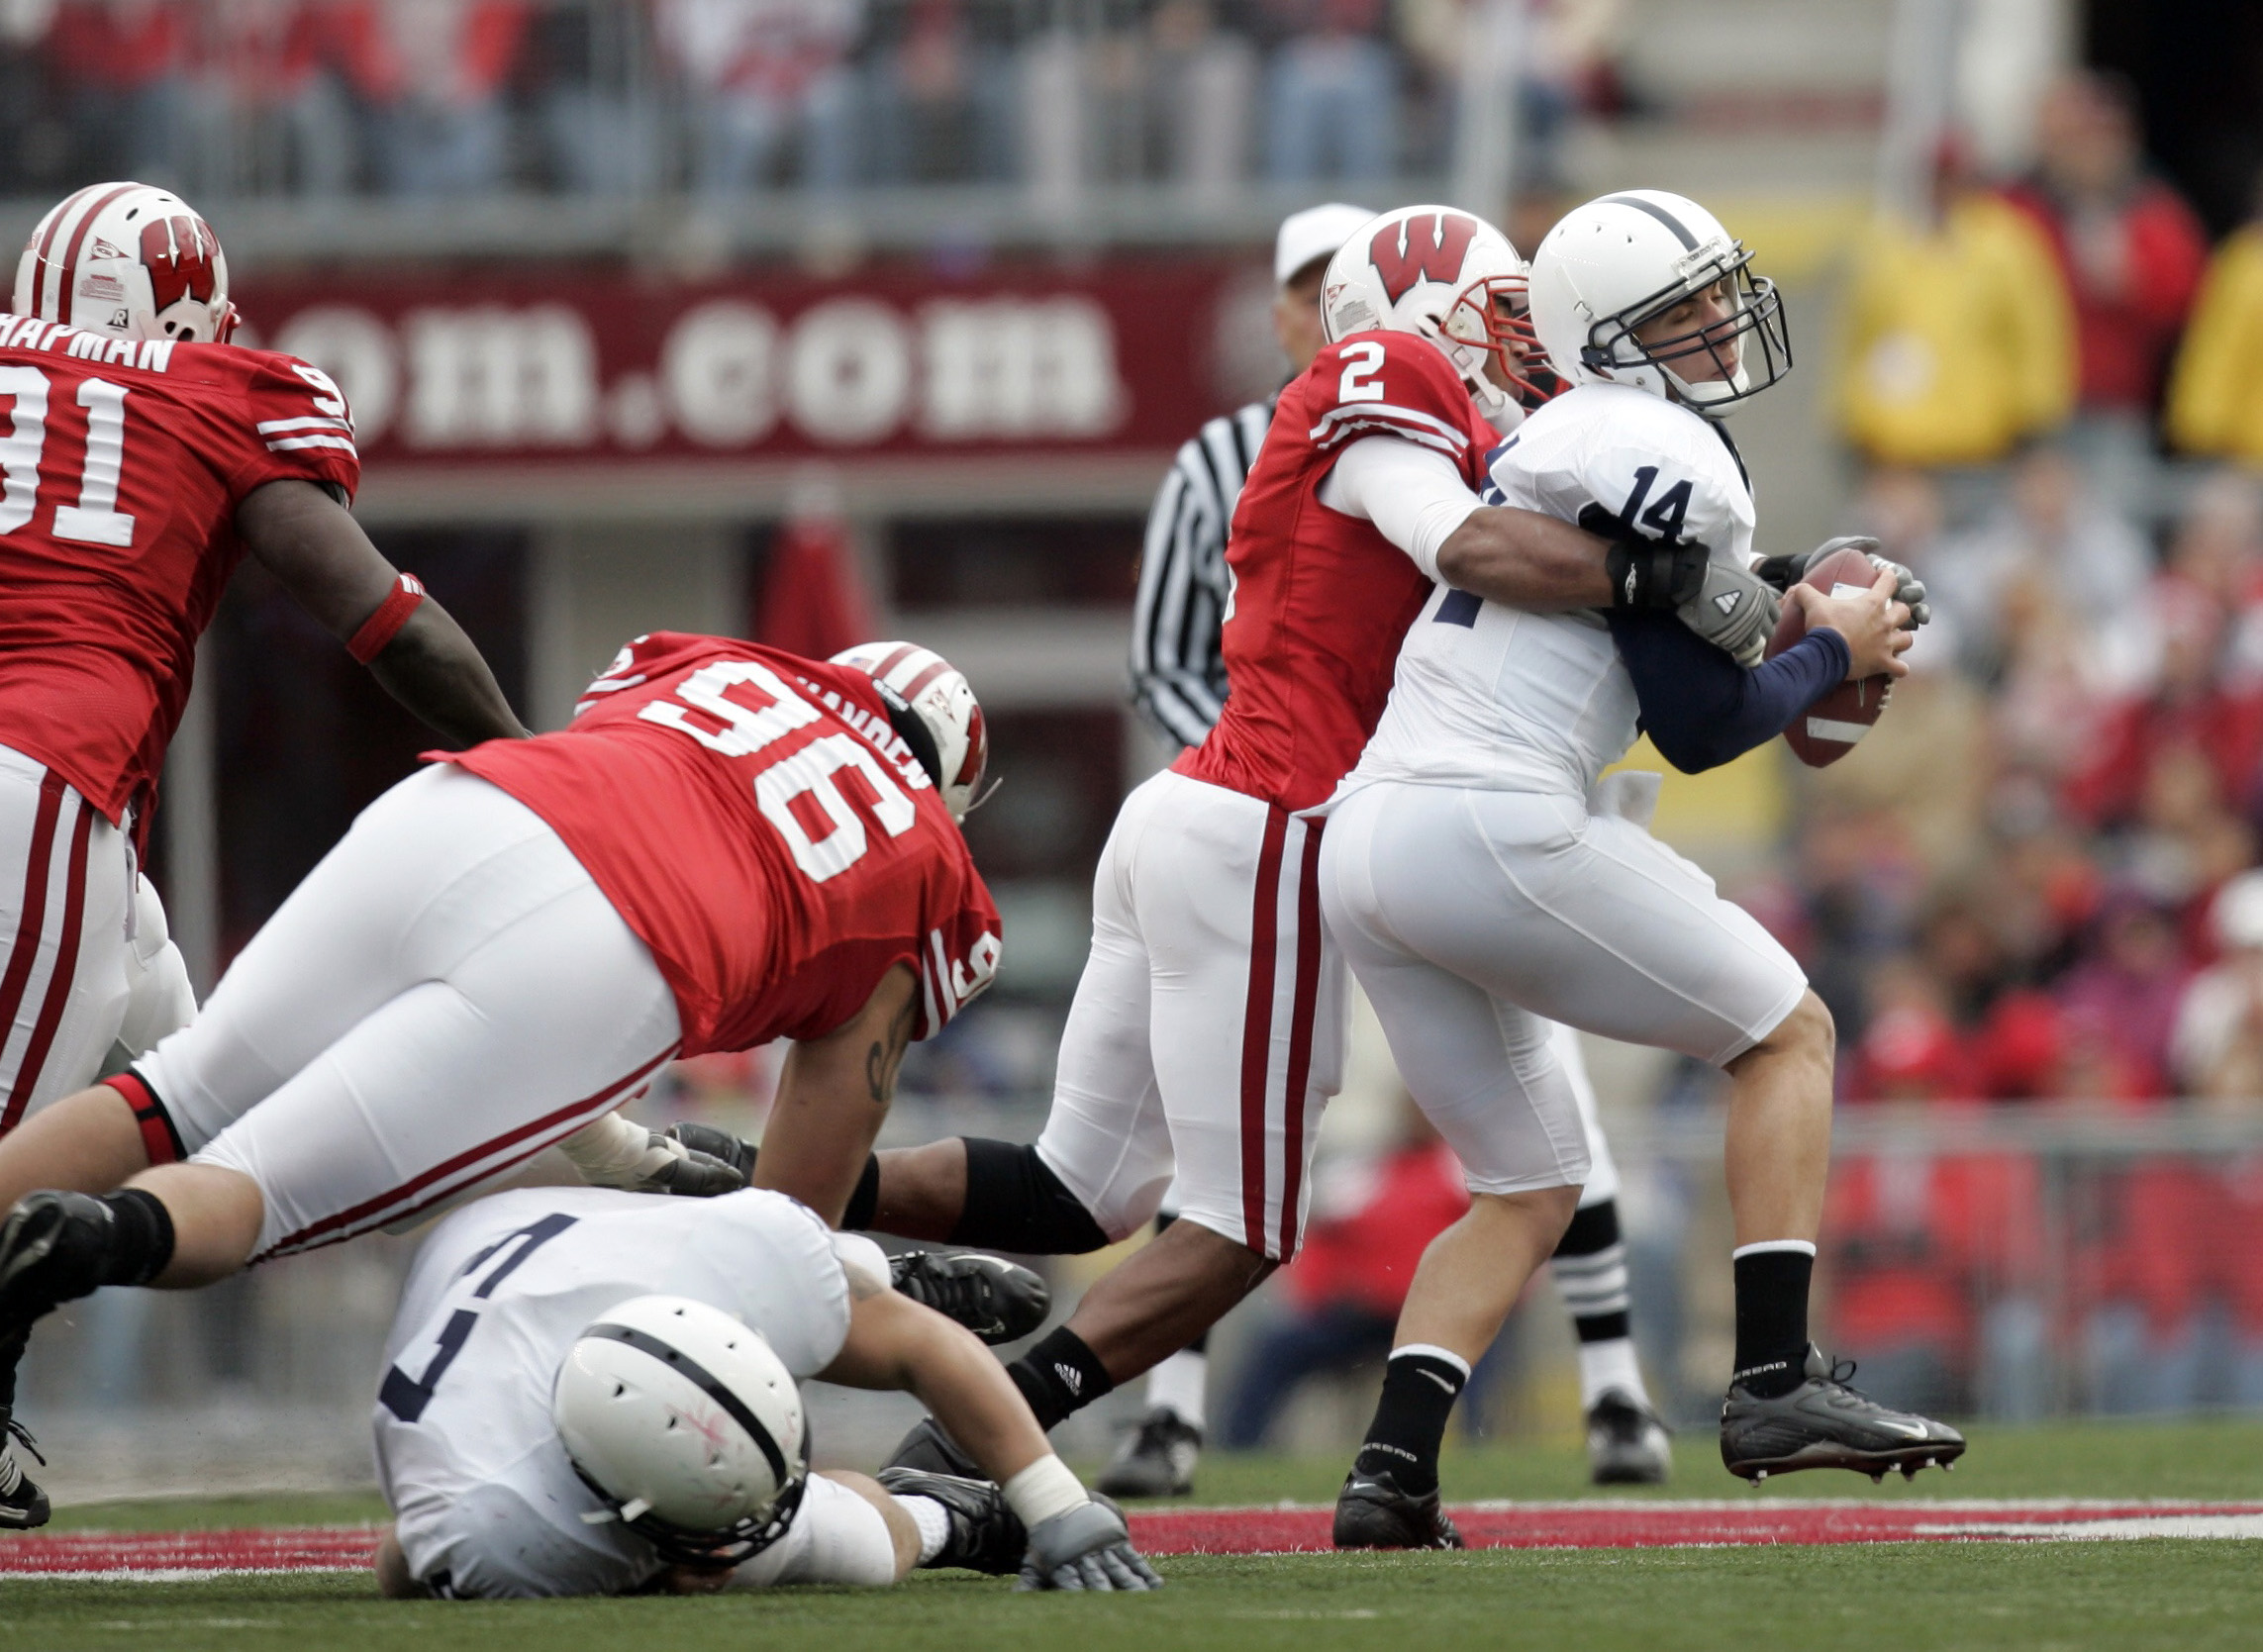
842, 1156, 881, 1231
1731, 1245, 1814, 1398
1352, 1349, 1467, 1497
1008, 1326, 1114, 1430
1552, 1199, 1631, 1343
0, 1320, 23, 1413
98, 1190, 175, 1288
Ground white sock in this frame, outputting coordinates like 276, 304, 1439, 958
898, 1495, 951, 1567
1144, 1348, 1209, 1430
734, 1474, 899, 1589
1577, 1336, 1651, 1412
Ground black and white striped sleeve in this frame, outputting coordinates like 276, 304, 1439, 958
1130, 400, 1273, 748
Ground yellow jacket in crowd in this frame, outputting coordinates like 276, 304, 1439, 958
2167, 225, 2263, 465
1833, 194, 2075, 467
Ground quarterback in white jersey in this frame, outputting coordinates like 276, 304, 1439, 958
1322, 192, 1961, 1545
372, 1186, 1160, 1598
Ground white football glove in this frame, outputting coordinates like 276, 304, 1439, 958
1755, 535, 1929, 630
1675, 560, 1781, 668
1016, 1502, 1164, 1592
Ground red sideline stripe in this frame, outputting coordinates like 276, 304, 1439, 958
7, 1504, 2263, 1575
1236, 807, 1289, 1254
1127, 1502, 2263, 1553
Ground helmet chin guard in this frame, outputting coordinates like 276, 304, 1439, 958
1527, 190, 1791, 416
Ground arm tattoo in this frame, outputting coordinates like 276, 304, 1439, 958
864, 994, 919, 1106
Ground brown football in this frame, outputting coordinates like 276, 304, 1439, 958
1766, 544, 1892, 769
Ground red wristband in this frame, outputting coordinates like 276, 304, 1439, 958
347, 572, 427, 664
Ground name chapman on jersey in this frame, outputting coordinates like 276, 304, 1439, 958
0, 314, 181, 373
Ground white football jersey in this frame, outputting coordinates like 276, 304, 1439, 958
374, 1186, 853, 1600
1342, 382, 1756, 800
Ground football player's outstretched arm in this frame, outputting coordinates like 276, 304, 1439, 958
822, 1287, 1052, 1482
822, 1287, 1162, 1592
755, 964, 920, 1225
236, 479, 529, 746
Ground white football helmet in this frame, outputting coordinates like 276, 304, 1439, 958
12, 182, 239, 345
1320, 204, 1545, 430
830, 640, 989, 821
1526, 190, 1790, 415
553, 1295, 809, 1568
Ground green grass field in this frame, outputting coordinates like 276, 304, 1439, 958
11, 1419, 2263, 1652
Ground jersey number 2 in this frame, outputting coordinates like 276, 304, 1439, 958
1337, 341, 1387, 404
0, 366, 138, 548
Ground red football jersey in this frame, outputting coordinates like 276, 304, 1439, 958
0, 315, 360, 825
443, 633, 1002, 1057
1175, 331, 1495, 812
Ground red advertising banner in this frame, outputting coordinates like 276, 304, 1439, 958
231, 259, 1278, 472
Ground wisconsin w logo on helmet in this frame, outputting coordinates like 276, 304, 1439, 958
1368, 212, 1480, 305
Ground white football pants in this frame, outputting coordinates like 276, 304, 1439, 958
1035, 769, 1346, 1261
137, 764, 681, 1259
1321, 781, 1807, 1195
0, 744, 195, 1133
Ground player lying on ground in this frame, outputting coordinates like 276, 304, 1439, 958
686, 206, 1776, 1489
0, 633, 1016, 1526
0, 180, 530, 1522
1112, 200, 1669, 1497
1315, 190, 1959, 1548
370, 1184, 1156, 1598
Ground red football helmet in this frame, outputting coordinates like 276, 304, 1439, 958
13, 182, 239, 345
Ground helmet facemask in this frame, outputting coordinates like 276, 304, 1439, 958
1580, 245, 1790, 412
1442, 273, 1554, 414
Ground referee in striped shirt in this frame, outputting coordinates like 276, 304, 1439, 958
1104, 203, 1672, 1500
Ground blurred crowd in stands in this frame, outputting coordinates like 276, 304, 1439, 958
0, 0, 1624, 199
1803, 66, 2263, 1417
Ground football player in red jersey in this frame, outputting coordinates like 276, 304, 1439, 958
0, 181, 525, 1523
0, 634, 1005, 1527
0, 181, 525, 1129
739, 207, 1782, 1480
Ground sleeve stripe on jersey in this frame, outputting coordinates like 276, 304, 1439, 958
1308, 415, 1468, 459
1307, 402, 1472, 453
265, 435, 359, 455
255, 415, 355, 437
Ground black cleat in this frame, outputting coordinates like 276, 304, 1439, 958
0, 1413, 48, 1530
0, 1191, 116, 1325
1720, 1343, 1966, 1483
889, 1251, 1049, 1345
1332, 1468, 1464, 1550
886, 1413, 983, 1480
876, 1467, 1027, 1574
1096, 1405, 1202, 1499
1586, 1391, 1672, 1486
